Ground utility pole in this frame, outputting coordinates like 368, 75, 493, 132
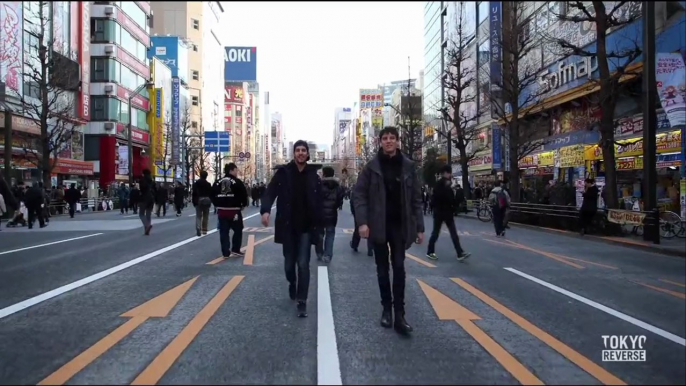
641, 1, 659, 244
127, 82, 152, 185
1, 82, 12, 184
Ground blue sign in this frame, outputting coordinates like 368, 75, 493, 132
155, 89, 161, 118
204, 131, 231, 153
489, 1, 502, 108
149, 36, 189, 83
543, 130, 600, 151
343, 108, 351, 112
224, 46, 257, 81
491, 124, 502, 169
171, 77, 180, 164
520, 15, 685, 107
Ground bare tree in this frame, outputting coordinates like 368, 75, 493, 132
438, 2, 487, 198
156, 111, 174, 184
18, 1, 80, 187
548, 1, 642, 209
491, 2, 550, 202
180, 106, 196, 186
395, 76, 424, 161
359, 135, 378, 163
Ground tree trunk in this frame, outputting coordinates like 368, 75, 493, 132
461, 160, 471, 199
599, 114, 620, 209
508, 122, 521, 203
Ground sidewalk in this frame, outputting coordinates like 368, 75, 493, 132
453, 209, 686, 258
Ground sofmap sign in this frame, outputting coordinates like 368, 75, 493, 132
538, 56, 598, 93
171, 77, 180, 164
543, 130, 600, 151
224, 47, 257, 81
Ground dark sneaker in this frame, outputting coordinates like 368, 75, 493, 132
426, 253, 438, 260
350, 241, 358, 252
232, 250, 245, 257
288, 283, 296, 300
457, 252, 471, 261
196, 229, 201, 237
297, 301, 307, 317
367, 250, 374, 257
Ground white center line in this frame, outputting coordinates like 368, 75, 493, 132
317, 266, 342, 386
504, 267, 686, 347
0, 234, 104, 256
0, 212, 264, 320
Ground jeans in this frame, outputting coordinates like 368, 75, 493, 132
120, 199, 129, 214
139, 203, 153, 229
373, 223, 406, 311
155, 202, 167, 216
492, 206, 506, 235
427, 214, 464, 255
218, 213, 243, 256
283, 232, 313, 302
323, 226, 336, 258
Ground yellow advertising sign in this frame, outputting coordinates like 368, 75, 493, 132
607, 209, 646, 226
538, 151, 554, 166
585, 130, 682, 161
557, 145, 584, 168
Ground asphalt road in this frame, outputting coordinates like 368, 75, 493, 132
0, 202, 684, 385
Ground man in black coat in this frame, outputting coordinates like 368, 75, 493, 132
261, 140, 322, 318
579, 178, 599, 235
318, 166, 344, 263
426, 166, 470, 261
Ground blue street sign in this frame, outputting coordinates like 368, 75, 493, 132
204, 131, 230, 153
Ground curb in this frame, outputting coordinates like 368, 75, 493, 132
453, 212, 685, 258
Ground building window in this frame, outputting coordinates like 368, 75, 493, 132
121, 1, 148, 33
192, 121, 198, 128
193, 44, 198, 52
91, 57, 120, 82
192, 96, 199, 106
478, 1, 489, 25
91, 96, 122, 121
191, 18, 199, 30
192, 70, 199, 80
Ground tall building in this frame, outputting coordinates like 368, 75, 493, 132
332, 107, 352, 160
379, 79, 416, 128
423, 1, 446, 134
87, 1, 153, 187
246, 82, 260, 182
271, 112, 283, 166
149, 2, 225, 138
259, 91, 271, 181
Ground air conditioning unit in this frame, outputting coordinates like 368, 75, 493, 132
104, 122, 116, 132
104, 45, 115, 55
104, 84, 114, 93
104, 6, 114, 15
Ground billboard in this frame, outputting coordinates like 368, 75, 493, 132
149, 36, 189, 83
225, 84, 244, 104
79, 1, 90, 120
224, 46, 257, 81
359, 89, 383, 109
171, 77, 180, 164
0, 1, 23, 96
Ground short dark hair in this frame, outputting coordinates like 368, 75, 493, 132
200, 170, 208, 179
143, 168, 151, 176
379, 126, 399, 139
225, 163, 237, 174
440, 165, 452, 174
322, 166, 334, 177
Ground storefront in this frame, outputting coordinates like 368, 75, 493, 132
99, 123, 150, 186
51, 158, 95, 187
468, 152, 495, 186
0, 112, 42, 184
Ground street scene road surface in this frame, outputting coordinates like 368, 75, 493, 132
0, 205, 684, 385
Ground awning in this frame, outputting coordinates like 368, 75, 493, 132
52, 158, 94, 176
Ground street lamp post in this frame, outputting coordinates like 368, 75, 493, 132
127, 82, 153, 185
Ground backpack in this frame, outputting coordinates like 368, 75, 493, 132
496, 189, 508, 209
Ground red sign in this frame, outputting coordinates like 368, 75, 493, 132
117, 86, 150, 111
116, 123, 150, 144
468, 155, 493, 166
117, 49, 150, 79
224, 86, 244, 104
118, 7, 150, 47
79, 2, 91, 121
52, 158, 94, 175
70, 2, 79, 56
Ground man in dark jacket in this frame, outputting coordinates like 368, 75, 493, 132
118, 183, 130, 214
426, 166, 471, 261
261, 140, 322, 318
213, 163, 248, 257
64, 183, 81, 218
155, 183, 168, 217
579, 178, 599, 235
25, 182, 46, 229
173, 181, 185, 216
318, 166, 344, 263
192, 171, 214, 236
138, 169, 156, 235
353, 126, 423, 335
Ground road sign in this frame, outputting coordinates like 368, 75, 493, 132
204, 131, 230, 153
245, 152, 251, 159
239, 152, 245, 159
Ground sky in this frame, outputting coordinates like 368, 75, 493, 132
220, 1, 424, 149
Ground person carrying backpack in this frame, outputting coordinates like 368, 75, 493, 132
488, 180, 511, 237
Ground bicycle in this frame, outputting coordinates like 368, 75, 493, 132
476, 200, 493, 222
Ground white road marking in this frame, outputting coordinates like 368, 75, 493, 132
123, 215, 138, 218
504, 267, 686, 347
0, 234, 104, 256
317, 266, 342, 385
0, 212, 264, 320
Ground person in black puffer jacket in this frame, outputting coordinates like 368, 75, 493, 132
317, 166, 344, 263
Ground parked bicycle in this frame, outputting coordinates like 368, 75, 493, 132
476, 199, 492, 223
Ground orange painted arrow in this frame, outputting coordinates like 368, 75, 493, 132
39, 277, 199, 386
417, 280, 543, 385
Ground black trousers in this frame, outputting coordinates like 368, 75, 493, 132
373, 223, 406, 312
427, 213, 464, 255
493, 206, 506, 235
283, 231, 313, 302
28, 206, 45, 228
579, 210, 596, 232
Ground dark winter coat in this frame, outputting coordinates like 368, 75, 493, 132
260, 161, 322, 245
321, 177, 344, 227
353, 150, 424, 250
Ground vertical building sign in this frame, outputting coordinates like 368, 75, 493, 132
491, 123, 502, 170
0, 1, 23, 95
171, 77, 180, 164
79, 1, 91, 120
489, 1, 502, 120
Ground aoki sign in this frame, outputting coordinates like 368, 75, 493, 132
538, 56, 598, 93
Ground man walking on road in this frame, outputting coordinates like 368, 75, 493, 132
139, 169, 156, 235
261, 140, 322, 318
488, 180, 510, 237
193, 171, 214, 237
213, 163, 248, 258
319, 166, 344, 263
353, 126, 424, 335
118, 183, 130, 214
65, 183, 81, 218
426, 166, 471, 261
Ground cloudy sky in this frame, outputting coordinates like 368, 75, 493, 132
220, 1, 424, 149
